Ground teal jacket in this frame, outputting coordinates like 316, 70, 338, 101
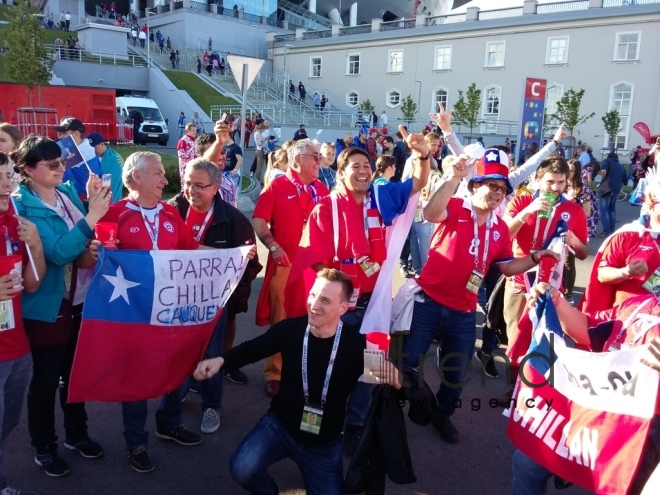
101, 147, 125, 201
15, 183, 93, 322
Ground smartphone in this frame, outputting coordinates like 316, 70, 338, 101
102, 174, 112, 188
220, 113, 235, 125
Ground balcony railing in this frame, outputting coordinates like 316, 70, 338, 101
537, 0, 589, 14
379, 19, 416, 31
339, 25, 372, 36
303, 30, 332, 40
189, 1, 209, 13
478, 7, 523, 20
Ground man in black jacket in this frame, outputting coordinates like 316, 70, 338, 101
170, 157, 261, 434
194, 269, 401, 495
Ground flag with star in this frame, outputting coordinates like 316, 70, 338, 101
69, 246, 250, 402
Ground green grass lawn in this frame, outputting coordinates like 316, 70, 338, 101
163, 70, 238, 117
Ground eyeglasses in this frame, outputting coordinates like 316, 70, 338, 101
482, 182, 511, 195
301, 154, 322, 162
39, 159, 65, 171
184, 182, 215, 193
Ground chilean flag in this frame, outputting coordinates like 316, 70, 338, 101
69, 246, 250, 402
506, 294, 658, 495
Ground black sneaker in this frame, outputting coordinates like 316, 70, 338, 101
473, 351, 499, 378
432, 413, 459, 444
127, 446, 154, 473
64, 437, 104, 458
224, 368, 248, 385
156, 425, 203, 446
343, 424, 362, 457
34, 448, 71, 477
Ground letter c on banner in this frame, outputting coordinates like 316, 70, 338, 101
531, 82, 541, 96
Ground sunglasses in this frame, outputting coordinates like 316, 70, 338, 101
482, 181, 511, 195
39, 159, 65, 171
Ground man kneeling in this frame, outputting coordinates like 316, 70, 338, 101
194, 269, 401, 494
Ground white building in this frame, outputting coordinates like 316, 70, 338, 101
269, 0, 660, 151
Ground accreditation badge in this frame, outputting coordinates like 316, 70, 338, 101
300, 403, 324, 435
466, 269, 484, 295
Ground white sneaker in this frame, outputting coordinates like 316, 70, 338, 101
201, 408, 220, 434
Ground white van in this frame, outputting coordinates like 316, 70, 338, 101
116, 96, 169, 146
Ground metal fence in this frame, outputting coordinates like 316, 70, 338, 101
478, 7, 523, 20
379, 19, 416, 31
50, 44, 147, 66
536, 0, 589, 14
190, 1, 209, 12
339, 25, 372, 36
603, 0, 659, 6
303, 30, 332, 40
425, 13, 467, 26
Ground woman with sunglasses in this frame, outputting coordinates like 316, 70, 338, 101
11, 136, 111, 477
0, 151, 45, 495
580, 167, 660, 314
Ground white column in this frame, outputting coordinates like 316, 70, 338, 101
349, 3, 357, 27
309, 0, 317, 14
523, 0, 538, 15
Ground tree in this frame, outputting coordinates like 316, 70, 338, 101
452, 82, 484, 138
400, 95, 418, 126
358, 99, 375, 113
545, 88, 595, 139
602, 109, 622, 150
5, 1, 55, 106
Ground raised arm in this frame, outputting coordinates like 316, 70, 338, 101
423, 155, 472, 223
429, 103, 463, 156
399, 125, 431, 194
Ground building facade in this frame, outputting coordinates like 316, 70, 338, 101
270, 0, 660, 151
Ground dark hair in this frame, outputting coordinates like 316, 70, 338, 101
336, 147, 369, 172
0, 123, 23, 150
384, 136, 394, 145
0, 152, 7, 167
566, 159, 582, 189
195, 132, 216, 155
11, 135, 62, 180
372, 155, 395, 181
535, 155, 570, 180
317, 268, 353, 303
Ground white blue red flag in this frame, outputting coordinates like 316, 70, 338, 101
505, 294, 659, 495
69, 246, 250, 402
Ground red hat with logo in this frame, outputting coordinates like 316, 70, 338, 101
469, 148, 512, 193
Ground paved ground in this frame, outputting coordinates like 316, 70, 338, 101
5, 181, 640, 494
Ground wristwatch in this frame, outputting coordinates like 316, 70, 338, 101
269, 244, 279, 253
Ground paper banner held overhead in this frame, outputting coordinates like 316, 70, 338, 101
226, 55, 265, 92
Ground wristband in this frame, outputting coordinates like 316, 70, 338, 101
550, 290, 562, 305
419, 151, 432, 161
552, 139, 559, 146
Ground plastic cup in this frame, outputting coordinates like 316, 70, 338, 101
366, 332, 391, 352
0, 254, 23, 298
537, 254, 559, 285
95, 222, 118, 249
539, 193, 556, 219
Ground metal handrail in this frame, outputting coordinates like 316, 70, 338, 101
379, 19, 416, 31
478, 7, 523, 20
536, 0, 589, 14
50, 43, 148, 66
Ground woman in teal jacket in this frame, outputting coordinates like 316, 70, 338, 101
12, 136, 110, 478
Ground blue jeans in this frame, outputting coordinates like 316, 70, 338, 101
511, 450, 552, 495
122, 382, 187, 449
230, 412, 343, 495
410, 221, 434, 275
200, 310, 227, 411
599, 194, 618, 235
0, 353, 32, 490
402, 294, 476, 415
341, 305, 374, 427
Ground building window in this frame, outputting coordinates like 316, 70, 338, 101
614, 32, 640, 61
483, 86, 501, 117
388, 50, 403, 73
346, 91, 359, 108
346, 53, 360, 75
545, 84, 564, 116
546, 36, 569, 65
432, 88, 448, 113
485, 41, 505, 68
310, 57, 322, 78
386, 89, 401, 108
608, 82, 634, 149
434, 46, 452, 71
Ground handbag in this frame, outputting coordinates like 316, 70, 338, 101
24, 190, 80, 349
24, 265, 77, 349
596, 168, 612, 198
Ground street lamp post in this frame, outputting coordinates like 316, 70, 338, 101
146, 9, 156, 68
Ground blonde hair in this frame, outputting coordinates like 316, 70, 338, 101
441, 155, 458, 176
264, 148, 289, 187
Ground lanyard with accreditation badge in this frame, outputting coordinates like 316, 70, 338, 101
132, 197, 161, 250
466, 206, 492, 295
299, 321, 343, 435
185, 204, 214, 243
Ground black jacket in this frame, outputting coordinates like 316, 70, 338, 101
170, 192, 262, 314
344, 367, 437, 494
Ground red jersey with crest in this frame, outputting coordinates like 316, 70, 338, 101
102, 199, 198, 250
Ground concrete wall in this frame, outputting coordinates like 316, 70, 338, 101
275, 7, 660, 151
75, 23, 130, 58
54, 61, 149, 92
